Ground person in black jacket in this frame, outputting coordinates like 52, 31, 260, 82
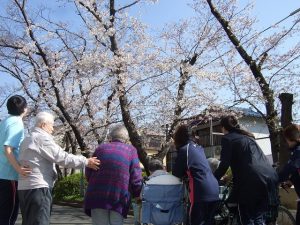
278, 123, 300, 224
214, 116, 278, 225
172, 124, 219, 225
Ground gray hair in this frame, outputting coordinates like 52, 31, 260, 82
207, 157, 220, 173
149, 159, 164, 173
108, 124, 129, 142
35, 111, 54, 126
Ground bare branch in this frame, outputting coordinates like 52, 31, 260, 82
258, 52, 268, 70
116, 1, 141, 12
269, 53, 300, 84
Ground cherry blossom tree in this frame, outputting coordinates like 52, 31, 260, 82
204, 0, 300, 163
0, 0, 167, 172
0, 0, 120, 154
63, 0, 238, 169
1, 0, 299, 171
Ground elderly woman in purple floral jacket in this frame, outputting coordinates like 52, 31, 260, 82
84, 124, 143, 225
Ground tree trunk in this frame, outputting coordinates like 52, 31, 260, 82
205, 0, 280, 163
14, 0, 88, 152
279, 93, 294, 167
118, 78, 150, 174
155, 55, 198, 161
77, 0, 151, 174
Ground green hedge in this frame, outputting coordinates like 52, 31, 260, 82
53, 173, 87, 202
53, 170, 147, 202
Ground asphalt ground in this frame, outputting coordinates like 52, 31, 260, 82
15, 203, 297, 225
15, 204, 135, 225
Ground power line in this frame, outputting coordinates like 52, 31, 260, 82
276, 73, 300, 76
201, 6, 300, 68
252, 7, 300, 41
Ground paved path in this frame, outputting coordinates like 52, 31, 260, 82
16, 204, 135, 225
15, 203, 297, 225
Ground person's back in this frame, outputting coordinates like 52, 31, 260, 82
141, 160, 185, 225
0, 95, 29, 225
146, 170, 181, 185
85, 141, 142, 216
172, 125, 219, 225
17, 111, 100, 225
174, 142, 219, 202
18, 128, 59, 189
84, 125, 142, 225
220, 131, 277, 203
278, 124, 300, 224
214, 115, 278, 225
0, 116, 25, 180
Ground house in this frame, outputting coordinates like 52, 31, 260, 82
190, 107, 273, 163
166, 107, 273, 171
140, 130, 168, 167
141, 130, 165, 156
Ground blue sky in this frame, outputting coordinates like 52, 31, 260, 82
5, 0, 298, 31
249, 0, 300, 27
136, 0, 300, 30
1, 0, 300, 109
1, 0, 299, 84
1, 0, 299, 46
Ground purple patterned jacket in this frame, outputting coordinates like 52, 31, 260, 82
84, 141, 142, 218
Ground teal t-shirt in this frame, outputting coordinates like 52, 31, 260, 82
0, 115, 24, 180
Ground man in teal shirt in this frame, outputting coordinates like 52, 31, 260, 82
0, 95, 31, 225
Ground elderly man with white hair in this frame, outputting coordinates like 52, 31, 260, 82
18, 111, 100, 225
84, 124, 142, 225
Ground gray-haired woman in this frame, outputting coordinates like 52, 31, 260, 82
84, 124, 142, 225
18, 111, 100, 225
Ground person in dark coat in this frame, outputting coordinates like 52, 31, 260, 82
172, 124, 219, 225
214, 116, 278, 225
278, 123, 300, 224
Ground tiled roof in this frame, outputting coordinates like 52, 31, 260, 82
185, 106, 263, 127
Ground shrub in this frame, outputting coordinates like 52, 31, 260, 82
53, 173, 87, 202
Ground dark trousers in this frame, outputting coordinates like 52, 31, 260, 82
0, 179, 19, 225
18, 188, 52, 225
238, 201, 267, 225
189, 201, 218, 225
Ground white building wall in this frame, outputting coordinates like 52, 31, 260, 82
239, 117, 273, 163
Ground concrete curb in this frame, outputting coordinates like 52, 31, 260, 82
53, 200, 83, 208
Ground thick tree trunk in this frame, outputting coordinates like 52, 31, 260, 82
279, 93, 293, 167
268, 124, 280, 163
119, 87, 150, 173
106, 0, 150, 174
